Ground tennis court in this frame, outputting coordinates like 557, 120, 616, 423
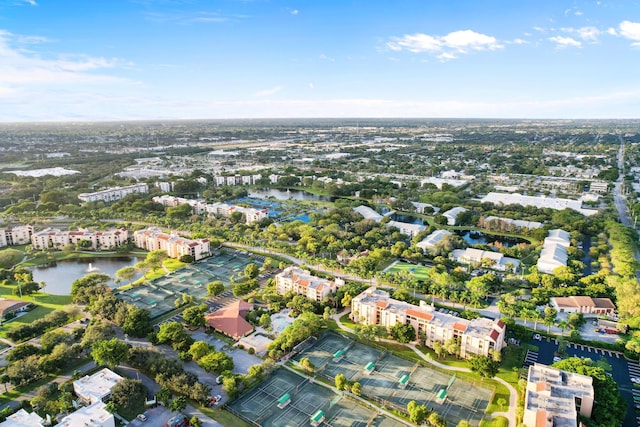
227, 368, 397, 427
294, 331, 493, 427
383, 261, 431, 280
115, 250, 262, 319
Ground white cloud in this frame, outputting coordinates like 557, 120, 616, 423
618, 20, 640, 45
562, 26, 601, 41
22, 0, 36, 5
549, 36, 582, 48
254, 85, 283, 97
386, 29, 502, 60
319, 53, 335, 61
290, 9, 299, 15
308, 82, 314, 89
510, 38, 529, 45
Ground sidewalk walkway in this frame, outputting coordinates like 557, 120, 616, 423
331, 311, 517, 427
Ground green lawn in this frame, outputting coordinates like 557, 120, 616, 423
198, 407, 252, 427
385, 261, 431, 280
480, 416, 509, 427
0, 281, 73, 338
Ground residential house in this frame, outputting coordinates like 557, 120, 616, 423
416, 229, 452, 252
442, 207, 467, 225
73, 368, 123, 405
57, 401, 114, 427
0, 299, 31, 320
450, 248, 520, 272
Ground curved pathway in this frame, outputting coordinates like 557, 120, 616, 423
331, 311, 517, 427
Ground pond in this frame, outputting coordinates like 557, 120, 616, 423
248, 188, 333, 202
388, 213, 427, 225
456, 230, 527, 248
31, 256, 142, 295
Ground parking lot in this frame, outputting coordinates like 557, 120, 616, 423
190, 330, 262, 375
127, 406, 171, 427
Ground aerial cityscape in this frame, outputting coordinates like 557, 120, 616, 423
1, 1, 640, 427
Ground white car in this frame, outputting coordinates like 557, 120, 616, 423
631, 377, 640, 384
553, 356, 562, 363
136, 414, 147, 422
533, 334, 541, 341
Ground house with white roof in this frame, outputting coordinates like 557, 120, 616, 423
451, 248, 520, 272
537, 229, 570, 274
353, 205, 383, 222
442, 207, 468, 225
417, 229, 452, 252
73, 368, 123, 405
57, 401, 114, 427
0, 409, 45, 427
387, 221, 425, 237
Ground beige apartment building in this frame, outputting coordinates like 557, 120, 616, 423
523, 363, 594, 427
275, 266, 344, 302
31, 228, 129, 251
0, 225, 33, 247
133, 227, 210, 261
351, 288, 505, 358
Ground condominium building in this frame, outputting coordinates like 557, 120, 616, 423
416, 229, 452, 251
31, 228, 129, 251
351, 288, 505, 359
450, 248, 520, 272
442, 207, 468, 225
481, 192, 597, 216
523, 363, 594, 427
0, 224, 33, 247
152, 195, 268, 224
78, 183, 149, 203
275, 266, 344, 302
0, 409, 45, 427
133, 227, 210, 261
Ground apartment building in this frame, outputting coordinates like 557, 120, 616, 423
152, 195, 268, 224
523, 363, 594, 427
0, 224, 33, 247
31, 228, 129, 251
57, 401, 115, 427
78, 183, 149, 203
351, 288, 505, 359
73, 368, 123, 405
133, 227, 210, 261
275, 266, 344, 302
450, 248, 520, 272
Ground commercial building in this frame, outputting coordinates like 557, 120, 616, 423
351, 288, 505, 359
73, 368, 123, 405
523, 363, 594, 427
31, 228, 129, 251
78, 183, 149, 203
537, 229, 570, 274
133, 227, 210, 261
276, 266, 344, 302
451, 248, 520, 272
0, 225, 33, 247
550, 296, 615, 316
480, 192, 597, 216
205, 300, 254, 340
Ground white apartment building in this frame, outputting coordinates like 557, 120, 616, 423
152, 195, 268, 224
0, 225, 33, 247
31, 228, 129, 251
387, 220, 425, 237
57, 401, 115, 427
523, 363, 594, 427
78, 183, 149, 203
73, 368, 123, 405
483, 216, 543, 231
275, 266, 344, 302
537, 229, 570, 274
133, 227, 210, 261
352, 288, 505, 359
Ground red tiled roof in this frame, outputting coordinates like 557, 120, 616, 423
496, 319, 505, 329
376, 301, 388, 309
205, 300, 254, 339
406, 308, 433, 321
298, 279, 310, 287
489, 329, 500, 341
453, 322, 468, 332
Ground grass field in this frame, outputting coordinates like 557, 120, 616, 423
385, 261, 431, 280
0, 282, 73, 338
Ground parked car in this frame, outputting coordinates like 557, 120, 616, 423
533, 334, 541, 341
216, 375, 224, 384
137, 414, 147, 422
553, 356, 562, 363
631, 377, 640, 384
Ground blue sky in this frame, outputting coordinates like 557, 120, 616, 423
0, 0, 639, 121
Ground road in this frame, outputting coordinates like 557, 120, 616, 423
615, 135, 631, 227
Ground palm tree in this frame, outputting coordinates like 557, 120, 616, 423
557, 320, 569, 336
